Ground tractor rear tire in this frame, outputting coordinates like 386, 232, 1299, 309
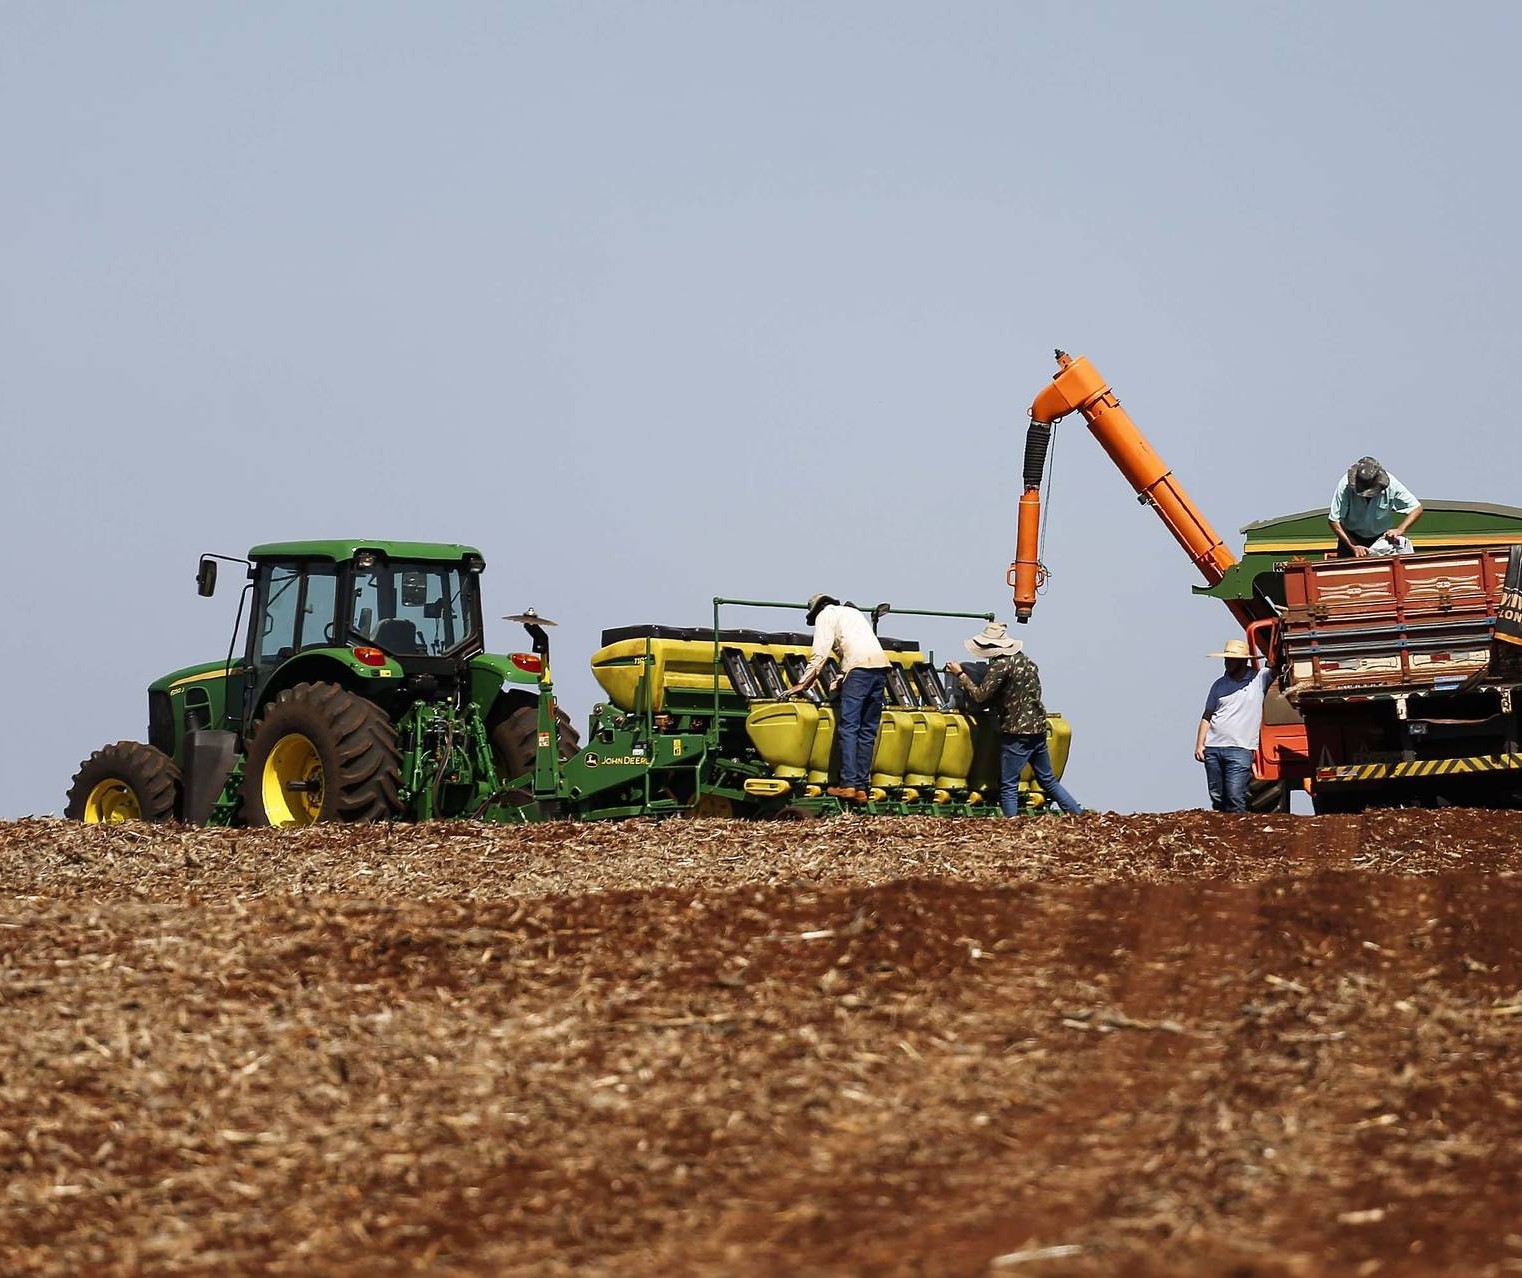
557, 708, 580, 757
241, 682, 402, 828
490, 705, 541, 796
65, 741, 181, 824
489, 703, 580, 802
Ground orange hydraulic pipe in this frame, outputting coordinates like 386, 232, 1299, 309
1010, 351, 1256, 629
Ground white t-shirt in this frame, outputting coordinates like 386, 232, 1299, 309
1202, 667, 1274, 751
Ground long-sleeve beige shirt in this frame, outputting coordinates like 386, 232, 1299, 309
798, 604, 889, 684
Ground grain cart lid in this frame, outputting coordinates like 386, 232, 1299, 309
1195, 501, 1522, 611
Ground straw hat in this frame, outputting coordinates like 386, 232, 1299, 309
1207, 638, 1252, 659
963, 621, 1024, 657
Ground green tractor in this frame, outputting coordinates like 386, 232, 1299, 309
65, 540, 577, 826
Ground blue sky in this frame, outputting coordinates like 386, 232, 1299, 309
5, 1, 1520, 817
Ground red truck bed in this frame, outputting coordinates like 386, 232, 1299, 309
1279, 548, 1512, 696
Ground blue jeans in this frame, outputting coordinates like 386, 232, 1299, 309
1001, 732, 1082, 816
1203, 746, 1254, 812
838, 667, 888, 789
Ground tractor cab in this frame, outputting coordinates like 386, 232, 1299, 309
232, 541, 488, 729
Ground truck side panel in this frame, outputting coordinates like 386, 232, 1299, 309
1281, 549, 1510, 695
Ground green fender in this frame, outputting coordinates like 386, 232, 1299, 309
469, 652, 544, 715
249, 648, 407, 716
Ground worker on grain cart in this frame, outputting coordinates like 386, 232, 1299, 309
946, 622, 1084, 818
1329, 457, 1422, 558
1195, 637, 1274, 813
782, 594, 890, 803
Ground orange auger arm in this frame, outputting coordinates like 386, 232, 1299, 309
1009, 350, 1256, 629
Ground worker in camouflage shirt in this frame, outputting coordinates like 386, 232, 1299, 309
946, 622, 1084, 817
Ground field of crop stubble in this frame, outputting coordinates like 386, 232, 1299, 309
4, 811, 1522, 1276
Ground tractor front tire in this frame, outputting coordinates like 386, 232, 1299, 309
242, 682, 402, 828
65, 741, 181, 823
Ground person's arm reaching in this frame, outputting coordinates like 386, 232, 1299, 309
1329, 517, 1370, 556
1387, 498, 1423, 541
783, 612, 836, 697
784, 653, 826, 697
1327, 478, 1369, 556
946, 660, 1008, 705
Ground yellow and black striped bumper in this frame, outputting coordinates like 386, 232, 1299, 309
1317, 753, 1522, 785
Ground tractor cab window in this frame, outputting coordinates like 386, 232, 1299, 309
302, 571, 339, 648
253, 563, 341, 670
349, 562, 475, 657
258, 566, 302, 665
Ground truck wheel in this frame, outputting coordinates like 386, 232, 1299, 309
65, 742, 181, 823
242, 682, 402, 827
1310, 790, 1365, 815
1247, 779, 1289, 813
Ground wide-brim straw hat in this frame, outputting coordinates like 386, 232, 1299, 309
1207, 638, 1252, 659
964, 621, 1024, 656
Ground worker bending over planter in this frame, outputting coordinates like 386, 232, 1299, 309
782, 593, 890, 804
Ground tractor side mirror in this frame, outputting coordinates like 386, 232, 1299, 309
401, 571, 428, 607
196, 558, 218, 597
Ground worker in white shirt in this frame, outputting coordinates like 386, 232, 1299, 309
1194, 637, 1275, 812
782, 593, 890, 803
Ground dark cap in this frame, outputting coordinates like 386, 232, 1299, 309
805, 593, 839, 624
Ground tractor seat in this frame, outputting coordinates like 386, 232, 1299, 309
373, 618, 426, 654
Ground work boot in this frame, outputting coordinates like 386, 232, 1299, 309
825, 785, 857, 801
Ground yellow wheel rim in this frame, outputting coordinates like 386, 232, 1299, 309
83, 779, 141, 824
262, 733, 324, 827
